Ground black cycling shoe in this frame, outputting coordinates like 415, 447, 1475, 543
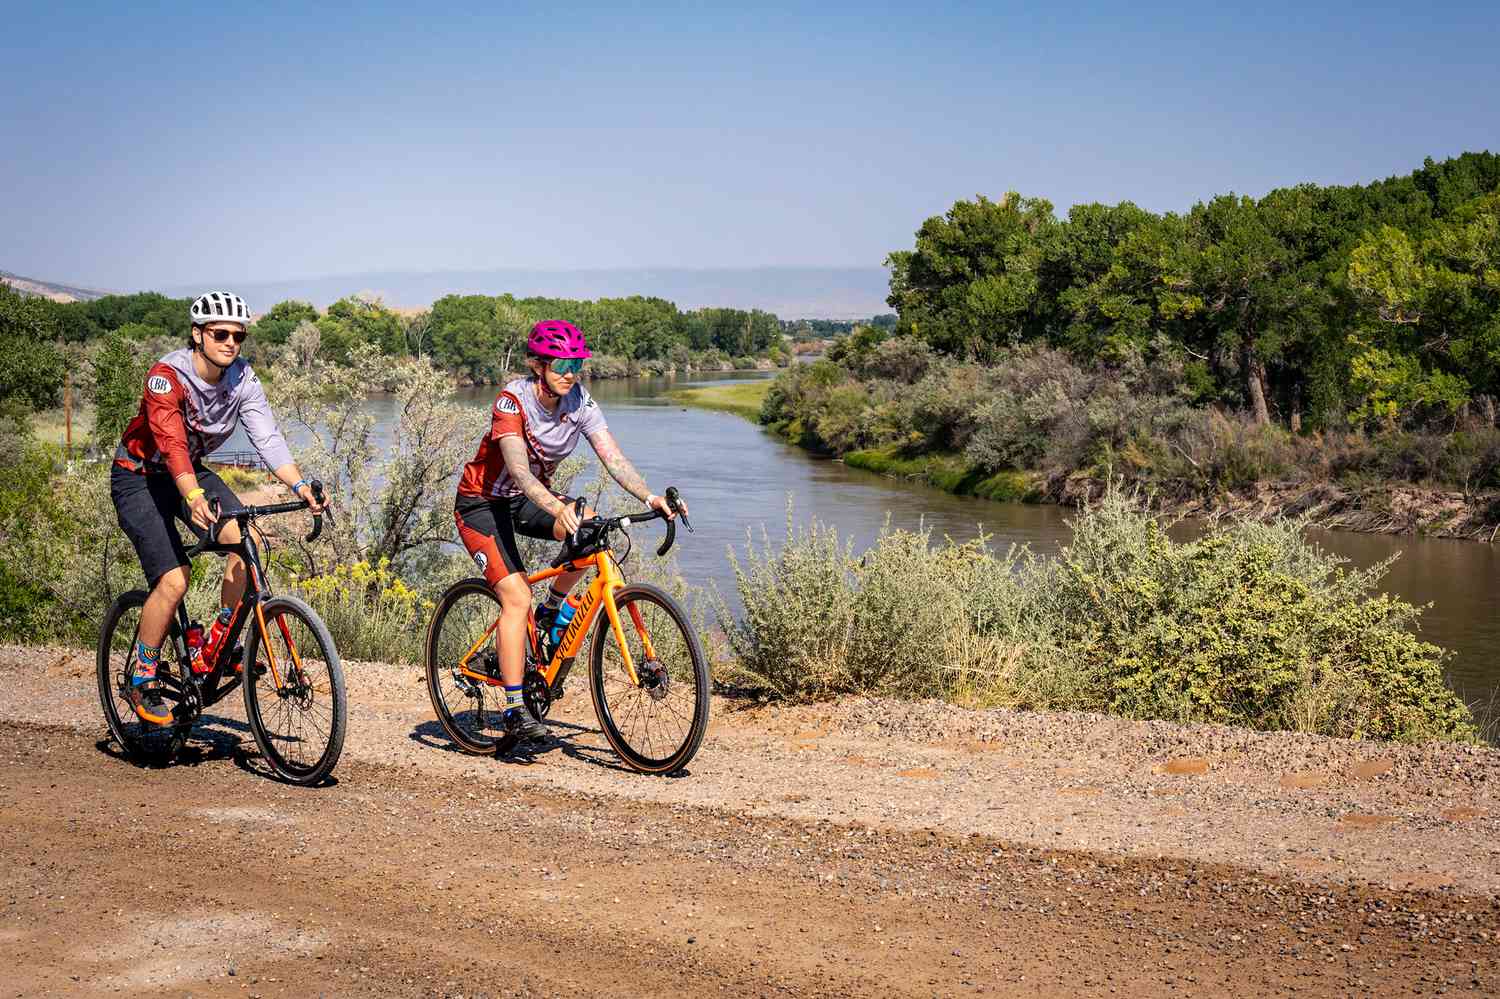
504, 707, 549, 743
127, 679, 173, 726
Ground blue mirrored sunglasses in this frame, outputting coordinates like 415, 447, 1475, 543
549, 357, 585, 375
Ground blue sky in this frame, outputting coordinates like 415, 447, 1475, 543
3, 1, 1496, 293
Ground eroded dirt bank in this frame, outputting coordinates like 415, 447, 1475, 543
3, 645, 1499, 995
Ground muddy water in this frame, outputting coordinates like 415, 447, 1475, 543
238, 370, 1500, 720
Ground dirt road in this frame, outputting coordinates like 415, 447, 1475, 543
2, 644, 1498, 996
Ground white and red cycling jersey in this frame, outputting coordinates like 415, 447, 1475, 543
114, 349, 293, 477
457, 376, 608, 500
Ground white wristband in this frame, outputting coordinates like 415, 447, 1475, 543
646, 493, 659, 507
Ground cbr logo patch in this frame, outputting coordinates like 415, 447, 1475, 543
496, 395, 520, 415
473, 550, 488, 571
147, 375, 172, 395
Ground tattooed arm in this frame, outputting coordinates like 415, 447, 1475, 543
498, 436, 564, 515
587, 429, 651, 502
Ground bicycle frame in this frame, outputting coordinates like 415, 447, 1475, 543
453, 545, 648, 691
158, 518, 303, 719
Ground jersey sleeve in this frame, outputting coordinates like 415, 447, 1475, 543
142, 364, 193, 479
575, 393, 608, 437
236, 367, 295, 470
490, 391, 525, 440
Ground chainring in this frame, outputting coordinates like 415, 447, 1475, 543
522, 668, 552, 720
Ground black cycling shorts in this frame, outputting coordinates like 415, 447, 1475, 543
111, 464, 241, 588
454, 492, 571, 585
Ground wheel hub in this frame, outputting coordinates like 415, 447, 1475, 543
640, 660, 670, 701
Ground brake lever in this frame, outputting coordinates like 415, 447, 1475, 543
665, 486, 692, 533
305, 479, 328, 543
569, 496, 587, 547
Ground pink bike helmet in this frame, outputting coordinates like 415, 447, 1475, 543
527, 320, 592, 359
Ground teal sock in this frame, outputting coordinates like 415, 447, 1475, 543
216, 605, 233, 625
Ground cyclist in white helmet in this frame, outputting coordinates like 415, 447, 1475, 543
110, 292, 327, 725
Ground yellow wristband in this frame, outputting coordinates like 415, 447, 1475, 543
185, 487, 205, 502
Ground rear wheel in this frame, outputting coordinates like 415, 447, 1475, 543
242, 596, 346, 786
588, 583, 709, 774
425, 578, 512, 754
96, 590, 188, 765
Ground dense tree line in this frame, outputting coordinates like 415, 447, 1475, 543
414, 294, 782, 383
782, 315, 897, 337
886, 152, 1500, 430
12, 288, 786, 387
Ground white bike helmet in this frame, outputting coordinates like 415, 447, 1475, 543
189, 291, 252, 327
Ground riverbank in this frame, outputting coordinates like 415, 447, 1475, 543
839, 445, 1500, 543
674, 386, 1500, 543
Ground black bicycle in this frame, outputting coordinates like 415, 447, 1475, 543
96, 483, 347, 786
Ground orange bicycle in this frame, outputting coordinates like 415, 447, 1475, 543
424, 487, 708, 774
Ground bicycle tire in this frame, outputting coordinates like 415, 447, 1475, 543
242, 595, 347, 785
96, 589, 188, 765
588, 582, 709, 774
425, 577, 511, 755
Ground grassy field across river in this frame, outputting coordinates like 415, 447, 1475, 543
666, 380, 771, 421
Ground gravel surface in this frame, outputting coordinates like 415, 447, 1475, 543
4, 641, 1499, 995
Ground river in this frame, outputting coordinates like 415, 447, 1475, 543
235, 370, 1500, 721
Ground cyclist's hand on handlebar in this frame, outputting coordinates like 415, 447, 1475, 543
188, 493, 216, 532
556, 501, 583, 538
297, 481, 327, 514
648, 493, 684, 520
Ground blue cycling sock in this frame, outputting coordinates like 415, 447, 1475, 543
504, 683, 525, 713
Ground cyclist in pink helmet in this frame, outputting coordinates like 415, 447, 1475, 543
453, 320, 686, 743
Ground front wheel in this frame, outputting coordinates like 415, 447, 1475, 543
242, 595, 347, 785
588, 583, 709, 774
96, 589, 189, 765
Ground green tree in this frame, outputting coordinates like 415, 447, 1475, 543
0, 285, 66, 424
92, 333, 149, 447
252, 300, 320, 345
1347, 192, 1500, 424
886, 192, 1057, 359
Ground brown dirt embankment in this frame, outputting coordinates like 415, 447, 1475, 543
1080, 478, 1500, 543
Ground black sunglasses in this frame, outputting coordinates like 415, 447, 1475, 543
203, 327, 248, 344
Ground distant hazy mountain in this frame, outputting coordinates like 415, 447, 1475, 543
0, 269, 110, 303
162, 267, 892, 320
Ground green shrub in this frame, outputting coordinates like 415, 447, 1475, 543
718, 492, 1477, 742
1041, 501, 1475, 740
288, 557, 433, 664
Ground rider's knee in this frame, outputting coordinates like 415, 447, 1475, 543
495, 573, 531, 613
217, 519, 243, 545
154, 567, 190, 601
